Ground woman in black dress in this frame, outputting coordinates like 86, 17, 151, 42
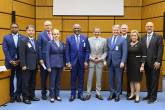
127, 30, 146, 103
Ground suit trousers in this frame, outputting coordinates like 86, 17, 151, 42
109, 64, 122, 96
22, 69, 36, 99
10, 66, 22, 97
49, 67, 62, 98
70, 60, 84, 97
87, 62, 103, 95
145, 63, 160, 99
40, 65, 49, 96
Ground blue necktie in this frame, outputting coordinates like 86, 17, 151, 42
31, 39, 35, 50
111, 36, 116, 48
76, 36, 80, 50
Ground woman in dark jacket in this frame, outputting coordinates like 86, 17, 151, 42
46, 29, 65, 103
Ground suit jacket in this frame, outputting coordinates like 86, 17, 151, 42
141, 32, 163, 67
19, 37, 39, 70
2, 34, 25, 69
88, 36, 107, 67
107, 36, 127, 67
37, 30, 51, 61
46, 40, 65, 68
65, 34, 90, 66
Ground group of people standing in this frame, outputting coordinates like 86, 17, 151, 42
2, 20, 163, 105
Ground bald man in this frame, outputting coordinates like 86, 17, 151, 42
38, 20, 53, 100
141, 22, 163, 104
66, 24, 90, 101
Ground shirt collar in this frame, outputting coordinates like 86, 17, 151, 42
122, 34, 127, 39
147, 32, 153, 37
12, 33, 19, 36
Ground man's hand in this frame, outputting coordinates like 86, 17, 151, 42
154, 62, 160, 70
22, 66, 27, 71
39, 60, 44, 65
84, 62, 88, 68
120, 62, 125, 68
66, 63, 72, 69
47, 68, 51, 72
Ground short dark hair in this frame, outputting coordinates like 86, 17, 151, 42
10, 23, 19, 28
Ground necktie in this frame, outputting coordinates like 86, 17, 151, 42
48, 32, 52, 40
31, 39, 35, 50
111, 36, 116, 48
147, 34, 151, 48
76, 36, 80, 49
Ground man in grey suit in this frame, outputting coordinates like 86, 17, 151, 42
85, 27, 107, 100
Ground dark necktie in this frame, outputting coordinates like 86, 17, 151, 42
111, 36, 116, 48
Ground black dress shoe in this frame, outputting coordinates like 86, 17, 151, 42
107, 94, 116, 100
30, 97, 40, 101
15, 96, 22, 102
96, 94, 104, 100
147, 98, 157, 104
85, 95, 91, 100
23, 99, 31, 104
143, 96, 149, 100
10, 96, 15, 103
55, 96, 62, 101
78, 95, 86, 101
42, 95, 47, 100
127, 95, 136, 100
69, 96, 76, 102
115, 96, 120, 102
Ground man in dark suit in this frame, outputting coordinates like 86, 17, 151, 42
107, 25, 127, 102
19, 25, 40, 104
120, 24, 131, 98
2, 23, 25, 103
141, 22, 163, 104
38, 20, 53, 100
66, 24, 90, 102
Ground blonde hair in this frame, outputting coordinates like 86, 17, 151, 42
130, 30, 140, 41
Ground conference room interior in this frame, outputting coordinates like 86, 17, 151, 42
0, 0, 165, 109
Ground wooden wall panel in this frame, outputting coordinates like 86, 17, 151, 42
142, 0, 164, 6
36, 19, 62, 32
0, 61, 4, 66
63, 20, 88, 32
142, 2, 165, 19
36, 0, 52, 6
63, 16, 88, 20
89, 20, 114, 32
89, 16, 114, 20
36, 7, 61, 19
125, 0, 142, 6
115, 7, 141, 19
0, 13, 11, 29
14, 0, 35, 5
0, 45, 5, 60
0, 29, 10, 44
13, 1, 35, 18
115, 20, 141, 32
0, 0, 12, 13
16, 16, 35, 30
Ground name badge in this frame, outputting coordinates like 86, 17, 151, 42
115, 46, 119, 51
27, 42, 32, 48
